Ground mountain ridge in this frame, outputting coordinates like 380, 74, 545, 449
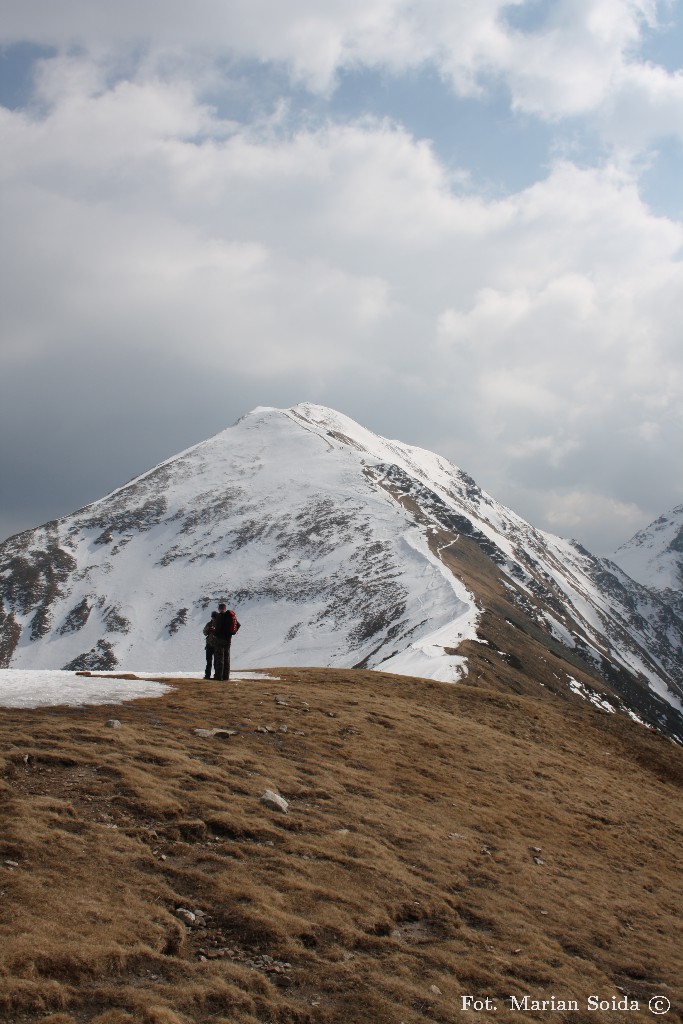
1, 403, 682, 741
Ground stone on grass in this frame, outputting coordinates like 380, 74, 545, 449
261, 789, 289, 813
175, 908, 196, 924
193, 728, 238, 739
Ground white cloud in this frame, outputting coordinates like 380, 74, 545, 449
497, 0, 656, 114
600, 61, 683, 156
1, 32, 682, 550
533, 490, 647, 551
3, 0, 681, 139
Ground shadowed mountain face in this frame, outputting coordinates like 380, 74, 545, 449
1, 403, 682, 739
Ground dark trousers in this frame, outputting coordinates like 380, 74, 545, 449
205, 646, 214, 679
213, 640, 231, 680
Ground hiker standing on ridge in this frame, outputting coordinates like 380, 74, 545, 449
213, 602, 240, 681
203, 610, 218, 679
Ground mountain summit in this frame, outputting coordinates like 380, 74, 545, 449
612, 505, 683, 601
1, 403, 682, 739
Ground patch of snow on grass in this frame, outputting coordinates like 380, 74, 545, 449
0, 670, 173, 709
126, 671, 280, 681
567, 676, 616, 713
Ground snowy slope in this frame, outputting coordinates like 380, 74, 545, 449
612, 505, 683, 594
0, 405, 479, 680
1, 403, 682, 738
361, 458, 683, 721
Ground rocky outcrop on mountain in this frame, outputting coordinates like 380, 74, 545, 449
1, 403, 682, 740
62, 639, 118, 672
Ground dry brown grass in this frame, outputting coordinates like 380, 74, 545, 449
1, 666, 681, 1024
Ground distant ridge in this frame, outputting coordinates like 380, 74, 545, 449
612, 504, 683, 595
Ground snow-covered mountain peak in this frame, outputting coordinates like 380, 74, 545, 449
612, 505, 683, 592
283, 403, 484, 502
1, 403, 683, 741
0, 404, 482, 681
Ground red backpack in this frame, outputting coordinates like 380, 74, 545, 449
215, 609, 240, 639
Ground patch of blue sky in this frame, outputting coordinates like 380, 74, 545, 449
638, 2, 683, 72
639, 136, 683, 220
204, 50, 683, 218
500, 0, 556, 34
328, 65, 557, 197
206, 56, 302, 125
502, 0, 682, 71
0, 41, 55, 110
205, 59, 558, 200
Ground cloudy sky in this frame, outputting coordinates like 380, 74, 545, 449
1, 0, 682, 554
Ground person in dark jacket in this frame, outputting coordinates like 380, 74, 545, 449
213, 601, 240, 680
203, 611, 218, 679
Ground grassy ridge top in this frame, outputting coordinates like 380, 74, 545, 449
1, 667, 681, 1024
